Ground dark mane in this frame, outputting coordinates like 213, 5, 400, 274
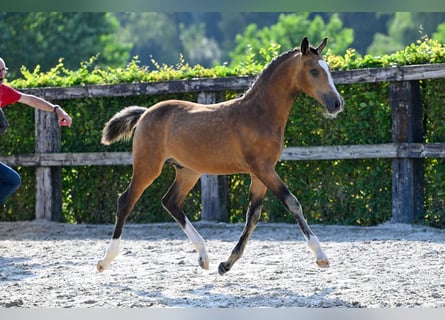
243, 48, 300, 98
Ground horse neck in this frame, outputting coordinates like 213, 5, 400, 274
243, 53, 299, 124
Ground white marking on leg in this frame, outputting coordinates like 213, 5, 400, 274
183, 217, 209, 269
303, 232, 329, 268
284, 193, 329, 267
306, 234, 326, 259
97, 238, 120, 272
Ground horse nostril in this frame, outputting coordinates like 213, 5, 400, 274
335, 98, 344, 110
323, 94, 343, 113
334, 100, 341, 110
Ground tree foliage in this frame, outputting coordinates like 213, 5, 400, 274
0, 12, 130, 78
113, 13, 183, 68
231, 13, 353, 65
367, 12, 445, 55
229, 13, 354, 66
2, 12, 445, 73
432, 22, 445, 43
179, 23, 222, 67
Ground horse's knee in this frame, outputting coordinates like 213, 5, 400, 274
283, 193, 303, 215
282, 192, 316, 237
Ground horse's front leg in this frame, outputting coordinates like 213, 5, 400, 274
219, 176, 267, 275
260, 169, 329, 268
283, 191, 329, 267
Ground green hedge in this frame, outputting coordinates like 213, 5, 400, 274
1, 38, 444, 227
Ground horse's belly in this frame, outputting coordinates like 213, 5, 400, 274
169, 144, 248, 175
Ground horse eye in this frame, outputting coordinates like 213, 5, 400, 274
310, 69, 319, 76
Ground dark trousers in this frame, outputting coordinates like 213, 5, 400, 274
0, 162, 21, 205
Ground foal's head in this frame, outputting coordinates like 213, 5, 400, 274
295, 37, 344, 116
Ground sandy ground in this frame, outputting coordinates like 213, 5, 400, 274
0, 220, 444, 308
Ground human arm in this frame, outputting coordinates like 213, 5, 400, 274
18, 93, 72, 127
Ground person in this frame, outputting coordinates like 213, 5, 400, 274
0, 57, 72, 205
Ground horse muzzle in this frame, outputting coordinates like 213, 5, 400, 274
322, 93, 344, 116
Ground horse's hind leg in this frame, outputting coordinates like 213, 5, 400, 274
259, 169, 329, 268
162, 167, 209, 269
219, 175, 267, 275
97, 159, 163, 272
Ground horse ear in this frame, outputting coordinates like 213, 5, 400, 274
300, 37, 309, 55
316, 37, 328, 54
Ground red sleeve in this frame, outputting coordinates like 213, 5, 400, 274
0, 84, 22, 108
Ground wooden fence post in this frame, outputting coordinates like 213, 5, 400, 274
390, 80, 424, 223
35, 109, 62, 221
197, 92, 229, 222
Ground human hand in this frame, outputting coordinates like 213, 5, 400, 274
55, 105, 72, 127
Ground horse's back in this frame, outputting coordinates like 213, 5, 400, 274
133, 98, 250, 173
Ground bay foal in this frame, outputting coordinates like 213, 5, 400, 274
97, 37, 344, 275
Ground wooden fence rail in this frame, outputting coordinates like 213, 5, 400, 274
1, 63, 444, 223
3, 142, 445, 166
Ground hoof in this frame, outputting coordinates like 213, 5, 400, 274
199, 257, 209, 270
96, 260, 107, 273
316, 258, 330, 268
218, 262, 229, 276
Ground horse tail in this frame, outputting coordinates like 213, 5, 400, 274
101, 106, 147, 145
